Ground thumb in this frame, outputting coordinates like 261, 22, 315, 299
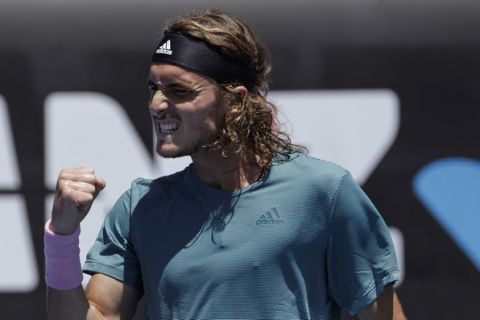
95, 176, 106, 193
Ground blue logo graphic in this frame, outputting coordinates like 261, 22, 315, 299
413, 157, 480, 270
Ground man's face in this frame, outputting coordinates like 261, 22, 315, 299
147, 63, 227, 158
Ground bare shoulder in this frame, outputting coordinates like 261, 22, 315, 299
85, 273, 140, 319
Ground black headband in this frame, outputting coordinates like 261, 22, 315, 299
151, 32, 255, 89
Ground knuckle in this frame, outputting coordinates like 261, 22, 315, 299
78, 167, 95, 174
58, 180, 70, 190
58, 171, 69, 180
85, 184, 95, 194
55, 181, 65, 194
61, 186, 73, 198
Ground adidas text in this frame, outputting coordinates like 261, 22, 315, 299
156, 48, 172, 55
256, 207, 283, 225
256, 219, 284, 225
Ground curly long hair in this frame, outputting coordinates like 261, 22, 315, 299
164, 8, 305, 170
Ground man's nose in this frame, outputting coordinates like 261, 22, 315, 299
149, 94, 170, 117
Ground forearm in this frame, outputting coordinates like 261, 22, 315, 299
45, 169, 113, 319
44, 219, 102, 320
47, 285, 90, 320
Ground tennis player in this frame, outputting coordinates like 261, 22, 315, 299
45, 8, 406, 320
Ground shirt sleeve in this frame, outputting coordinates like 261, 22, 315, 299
83, 186, 144, 295
326, 172, 399, 315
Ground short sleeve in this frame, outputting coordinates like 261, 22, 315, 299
326, 172, 399, 315
83, 188, 144, 295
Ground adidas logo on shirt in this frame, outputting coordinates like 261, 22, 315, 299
256, 207, 284, 225
156, 40, 172, 55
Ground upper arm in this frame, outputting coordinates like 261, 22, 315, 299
83, 186, 144, 295
85, 273, 140, 320
327, 172, 400, 314
357, 285, 406, 320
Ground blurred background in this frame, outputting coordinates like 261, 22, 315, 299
1, 0, 479, 319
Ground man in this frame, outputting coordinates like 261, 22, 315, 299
45, 8, 406, 320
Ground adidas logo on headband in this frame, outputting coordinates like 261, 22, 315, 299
156, 40, 172, 55
152, 33, 255, 89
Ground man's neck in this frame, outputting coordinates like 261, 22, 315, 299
190, 150, 263, 192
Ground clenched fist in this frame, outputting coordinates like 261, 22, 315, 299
51, 167, 106, 235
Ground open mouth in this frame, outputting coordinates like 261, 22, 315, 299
158, 122, 179, 134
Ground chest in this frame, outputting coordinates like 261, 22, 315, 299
132, 191, 329, 288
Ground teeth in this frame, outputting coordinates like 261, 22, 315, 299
159, 122, 179, 133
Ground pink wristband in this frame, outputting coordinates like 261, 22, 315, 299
44, 220, 83, 290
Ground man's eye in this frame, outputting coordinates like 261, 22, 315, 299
170, 88, 196, 98
170, 87, 189, 94
147, 82, 158, 92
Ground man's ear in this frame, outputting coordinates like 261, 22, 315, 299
231, 85, 248, 97
227, 85, 248, 106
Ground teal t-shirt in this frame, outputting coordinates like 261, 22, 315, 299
84, 154, 399, 319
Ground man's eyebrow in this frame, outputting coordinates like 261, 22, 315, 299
146, 79, 191, 88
